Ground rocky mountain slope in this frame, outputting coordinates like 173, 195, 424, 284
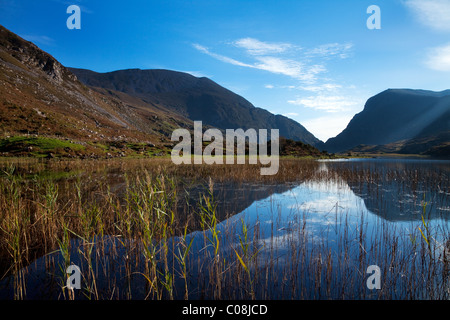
0, 25, 325, 158
69, 67, 322, 146
324, 89, 450, 156
0, 25, 197, 157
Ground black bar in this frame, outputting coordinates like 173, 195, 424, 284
0, 300, 447, 318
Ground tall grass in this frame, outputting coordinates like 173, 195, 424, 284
0, 158, 448, 299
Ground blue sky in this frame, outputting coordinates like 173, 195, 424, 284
1, 0, 449, 141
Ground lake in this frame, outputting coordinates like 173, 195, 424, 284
0, 158, 448, 299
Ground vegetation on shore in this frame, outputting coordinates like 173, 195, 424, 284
0, 135, 337, 160
0, 158, 448, 300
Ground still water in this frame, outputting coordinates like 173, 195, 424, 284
1, 158, 448, 299
181, 158, 449, 299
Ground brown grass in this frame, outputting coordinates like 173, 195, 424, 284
0, 158, 448, 300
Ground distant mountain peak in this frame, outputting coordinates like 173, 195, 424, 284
1, 24, 322, 157
383, 88, 450, 97
70, 67, 322, 146
0, 25, 76, 84
324, 88, 450, 156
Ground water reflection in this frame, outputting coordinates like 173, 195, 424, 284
323, 158, 450, 221
180, 159, 449, 298
1, 158, 448, 299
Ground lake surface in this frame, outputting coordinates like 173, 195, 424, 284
180, 158, 449, 299
0, 158, 448, 299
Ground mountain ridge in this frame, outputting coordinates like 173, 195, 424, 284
324, 88, 450, 156
1, 24, 447, 159
0, 24, 196, 157
68, 67, 323, 146
0, 24, 326, 158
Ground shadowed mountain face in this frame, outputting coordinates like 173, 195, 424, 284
0, 25, 196, 154
324, 89, 450, 155
0, 24, 325, 158
3, 22, 447, 159
69, 68, 322, 146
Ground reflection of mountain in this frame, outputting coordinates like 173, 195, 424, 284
191, 160, 449, 224
78, 176, 298, 229
325, 160, 450, 222
344, 181, 446, 222
3, 161, 447, 299
184, 181, 297, 223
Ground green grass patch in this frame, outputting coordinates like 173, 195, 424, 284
126, 142, 148, 151
28, 170, 80, 181
87, 141, 109, 152
0, 136, 85, 156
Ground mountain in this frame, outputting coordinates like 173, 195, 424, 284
324, 89, 450, 156
69, 67, 322, 146
0, 24, 323, 159
0, 24, 196, 157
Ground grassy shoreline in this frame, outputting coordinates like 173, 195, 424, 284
0, 158, 448, 300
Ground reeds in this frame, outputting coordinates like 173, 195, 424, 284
0, 158, 448, 300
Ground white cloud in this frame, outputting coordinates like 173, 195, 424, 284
192, 44, 254, 68
253, 56, 303, 78
306, 43, 354, 59
193, 43, 326, 82
290, 196, 342, 213
425, 43, 450, 71
300, 83, 342, 92
266, 85, 296, 89
404, 0, 450, 32
287, 95, 358, 113
233, 38, 294, 55
193, 38, 354, 86
252, 56, 325, 82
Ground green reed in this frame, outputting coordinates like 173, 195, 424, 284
0, 158, 447, 300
